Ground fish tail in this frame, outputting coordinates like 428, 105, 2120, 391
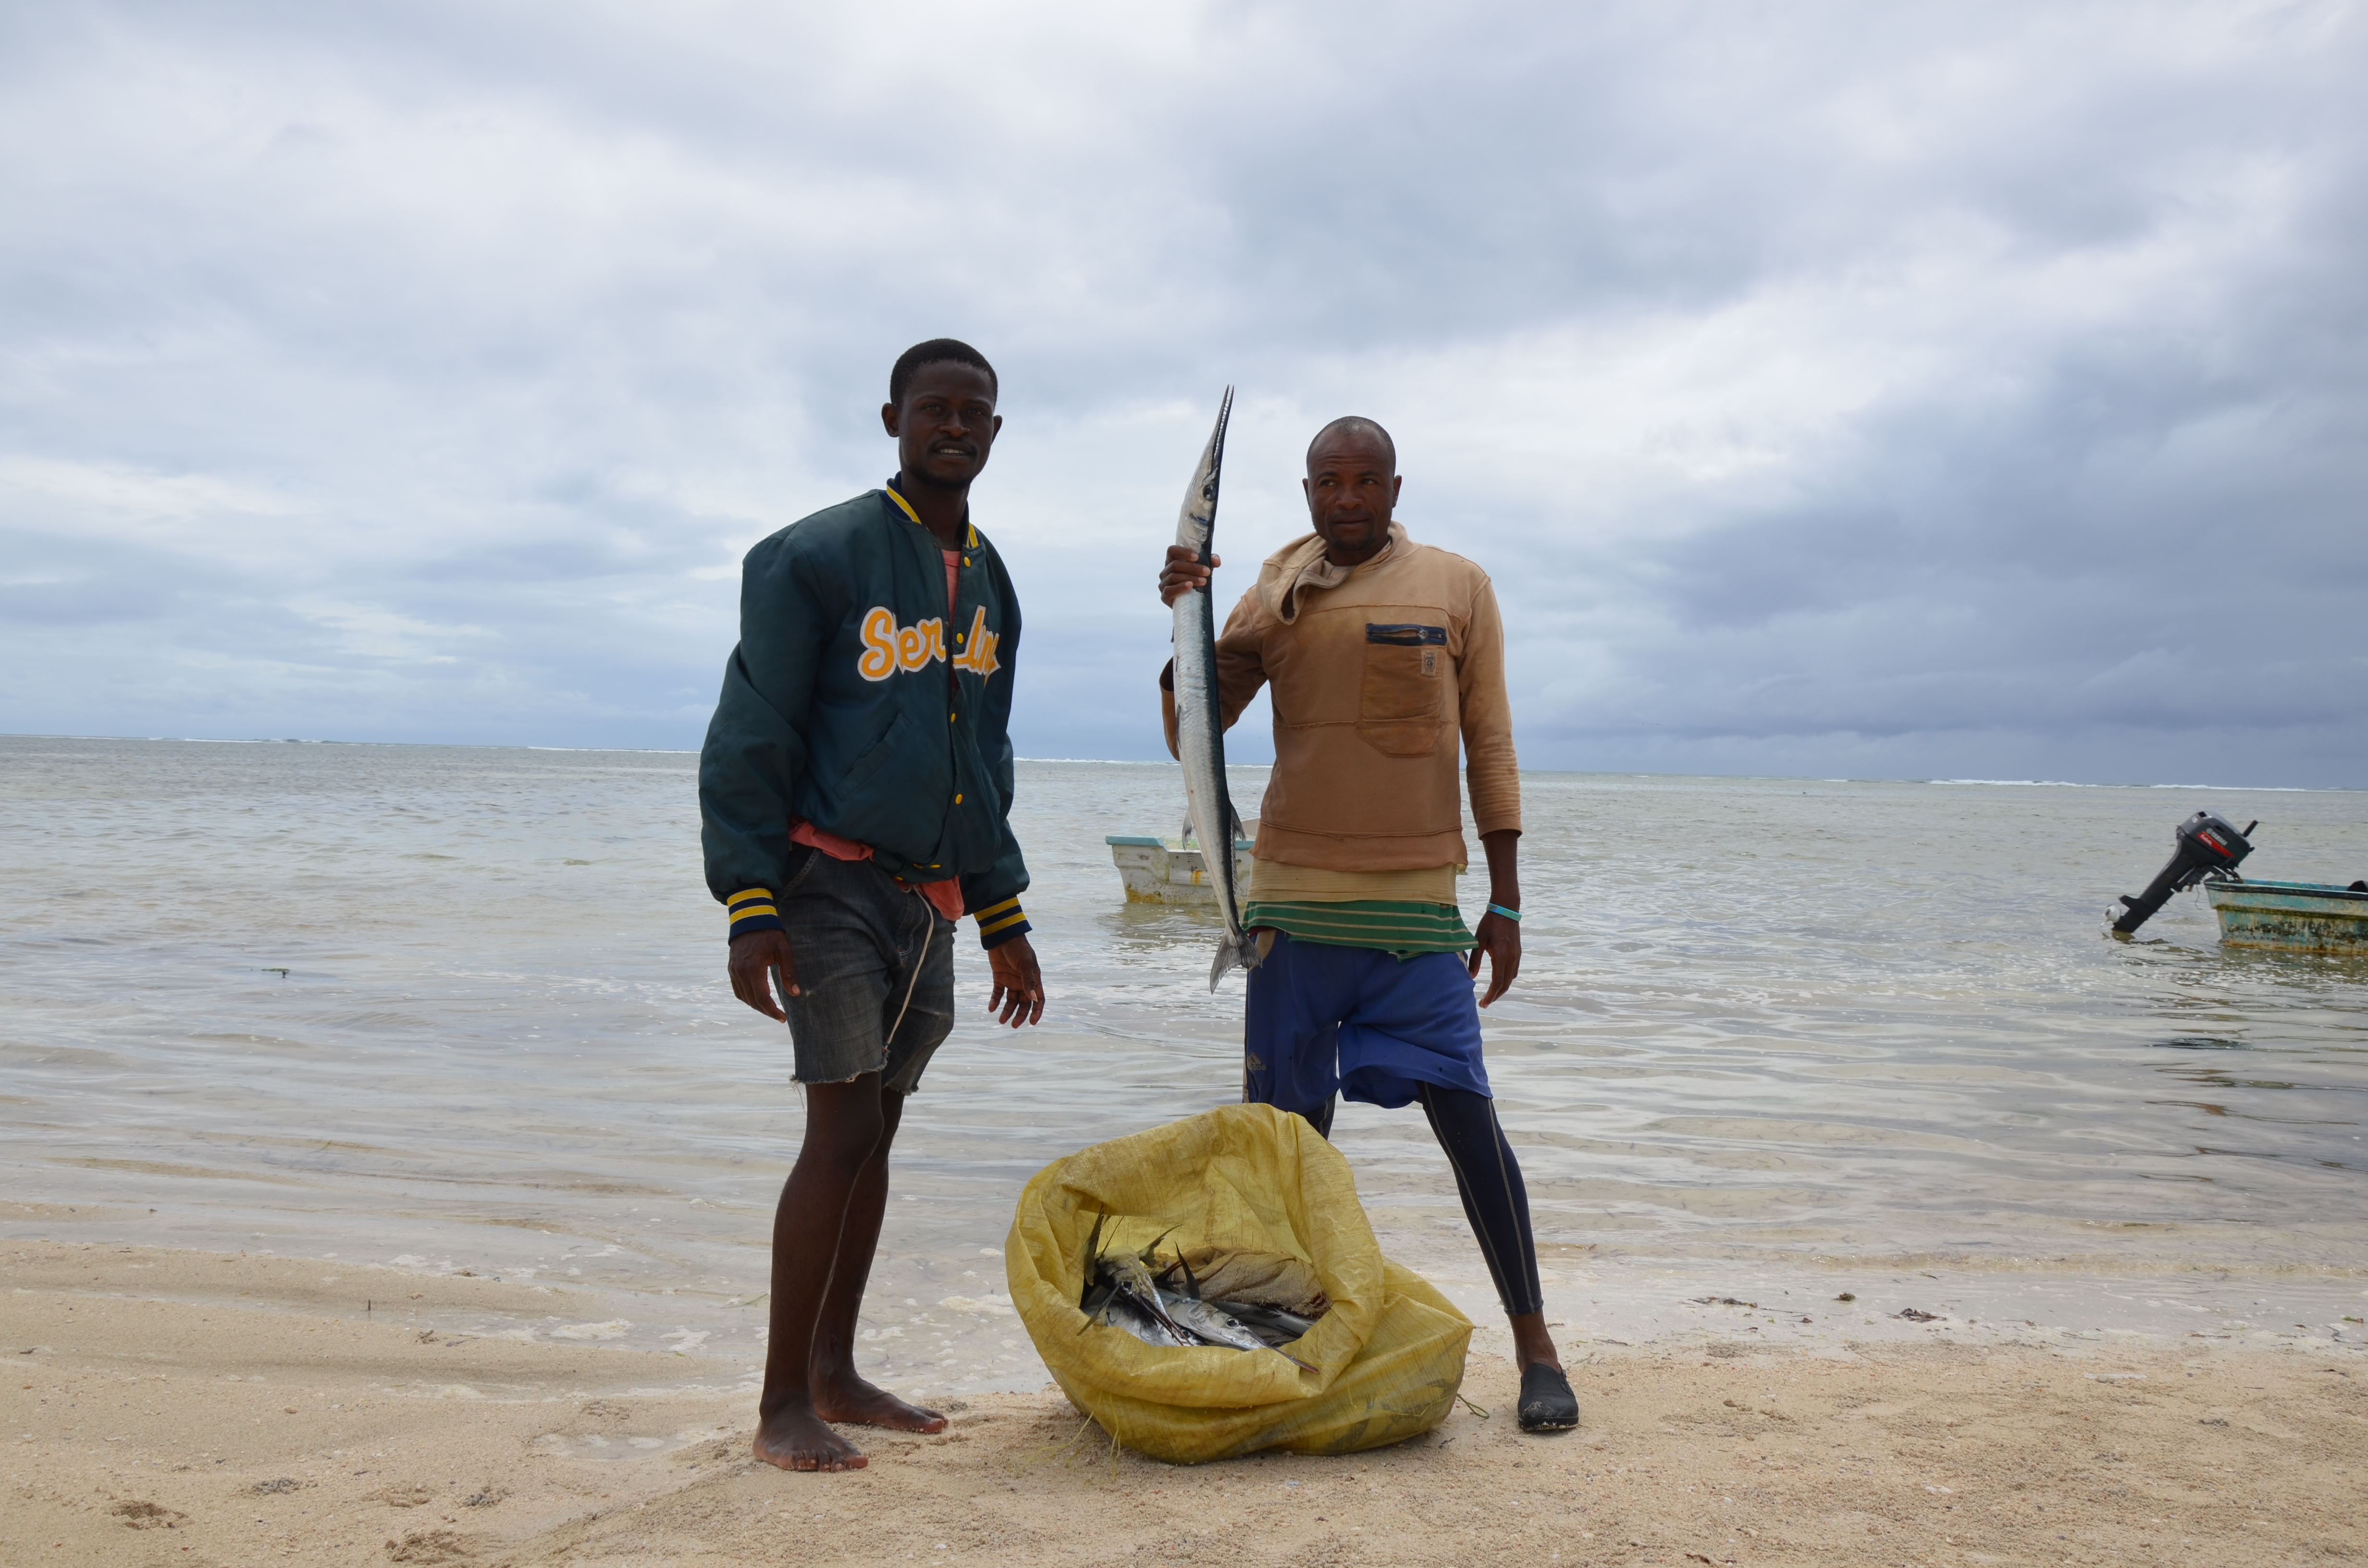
1208, 932, 1241, 991
1208, 925, 1270, 990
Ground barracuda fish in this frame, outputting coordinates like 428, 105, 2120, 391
1171, 386, 1260, 990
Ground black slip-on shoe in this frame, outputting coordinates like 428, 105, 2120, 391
1517, 1361, 1580, 1433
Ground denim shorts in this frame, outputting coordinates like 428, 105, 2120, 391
774, 846, 957, 1094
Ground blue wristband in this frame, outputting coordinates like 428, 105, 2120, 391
1487, 903, 1522, 923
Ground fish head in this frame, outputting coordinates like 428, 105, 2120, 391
1172, 387, 1233, 558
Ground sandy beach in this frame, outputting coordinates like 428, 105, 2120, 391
7, 748, 2366, 1565
8, 1233, 2361, 1568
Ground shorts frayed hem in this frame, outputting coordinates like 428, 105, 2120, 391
790, 1065, 880, 1088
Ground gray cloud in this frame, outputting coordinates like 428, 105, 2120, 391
2, 0, 2362, 783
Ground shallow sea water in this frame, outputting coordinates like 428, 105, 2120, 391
3, 737, 2363, 1392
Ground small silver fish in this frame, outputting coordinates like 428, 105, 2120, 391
1081, 1229, 1197, 1345
1098, 1291, 1194, 1348
1099, 1248, 1161, 1303
1213, 1298, 1319, 1348
1158, 1289, 1317, 1371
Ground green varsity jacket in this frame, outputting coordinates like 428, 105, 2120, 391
698, 486, 1032, 948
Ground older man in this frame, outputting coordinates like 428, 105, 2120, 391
1157, 415, 1577, 1433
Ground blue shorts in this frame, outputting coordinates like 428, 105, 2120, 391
1243, 930, 1491, 1114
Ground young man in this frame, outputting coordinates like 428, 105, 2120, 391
1156, 416, 1579, 1433
703, 338, 1047, 1473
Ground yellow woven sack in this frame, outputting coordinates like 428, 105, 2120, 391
1004, 1102, 1472, 1464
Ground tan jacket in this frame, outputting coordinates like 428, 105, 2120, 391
1188, 522, 1520, 872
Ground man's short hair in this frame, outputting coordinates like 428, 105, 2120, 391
1306, 416, 1396, 474
890, 339, 999, 408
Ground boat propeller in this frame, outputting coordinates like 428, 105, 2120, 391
2109, 812, 2256, 936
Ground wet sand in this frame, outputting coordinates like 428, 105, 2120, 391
7, 1239, 2362, 1567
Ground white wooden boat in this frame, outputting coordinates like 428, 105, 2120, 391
1106, 821, 1257, 905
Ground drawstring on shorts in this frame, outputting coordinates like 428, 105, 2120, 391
883, 892, 935, 1051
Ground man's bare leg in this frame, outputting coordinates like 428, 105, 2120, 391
1511, 1311, 1562, 1372
753, 1076, 889, 1471
808, 1086, 945, 1433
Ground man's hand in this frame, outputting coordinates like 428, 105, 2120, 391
729, 928, 797, 1021
1159, 545, 1220, 606
1468, 910, 1521, 1008
987, 934, 1046, 1028
1470, 826, 1522, 1008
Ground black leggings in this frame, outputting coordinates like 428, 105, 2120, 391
1300, 1086, 1543, 1317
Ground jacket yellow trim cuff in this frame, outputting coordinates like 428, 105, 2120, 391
973, 895, 1031, 949
726, 886, 784, 939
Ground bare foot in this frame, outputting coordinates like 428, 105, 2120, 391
812, 1373, 947, 1434
752, 1406, 867, 1471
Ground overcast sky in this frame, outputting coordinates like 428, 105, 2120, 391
3, 1, 2362, 785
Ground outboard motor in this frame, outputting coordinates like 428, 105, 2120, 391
2109, 812, 2256, 935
